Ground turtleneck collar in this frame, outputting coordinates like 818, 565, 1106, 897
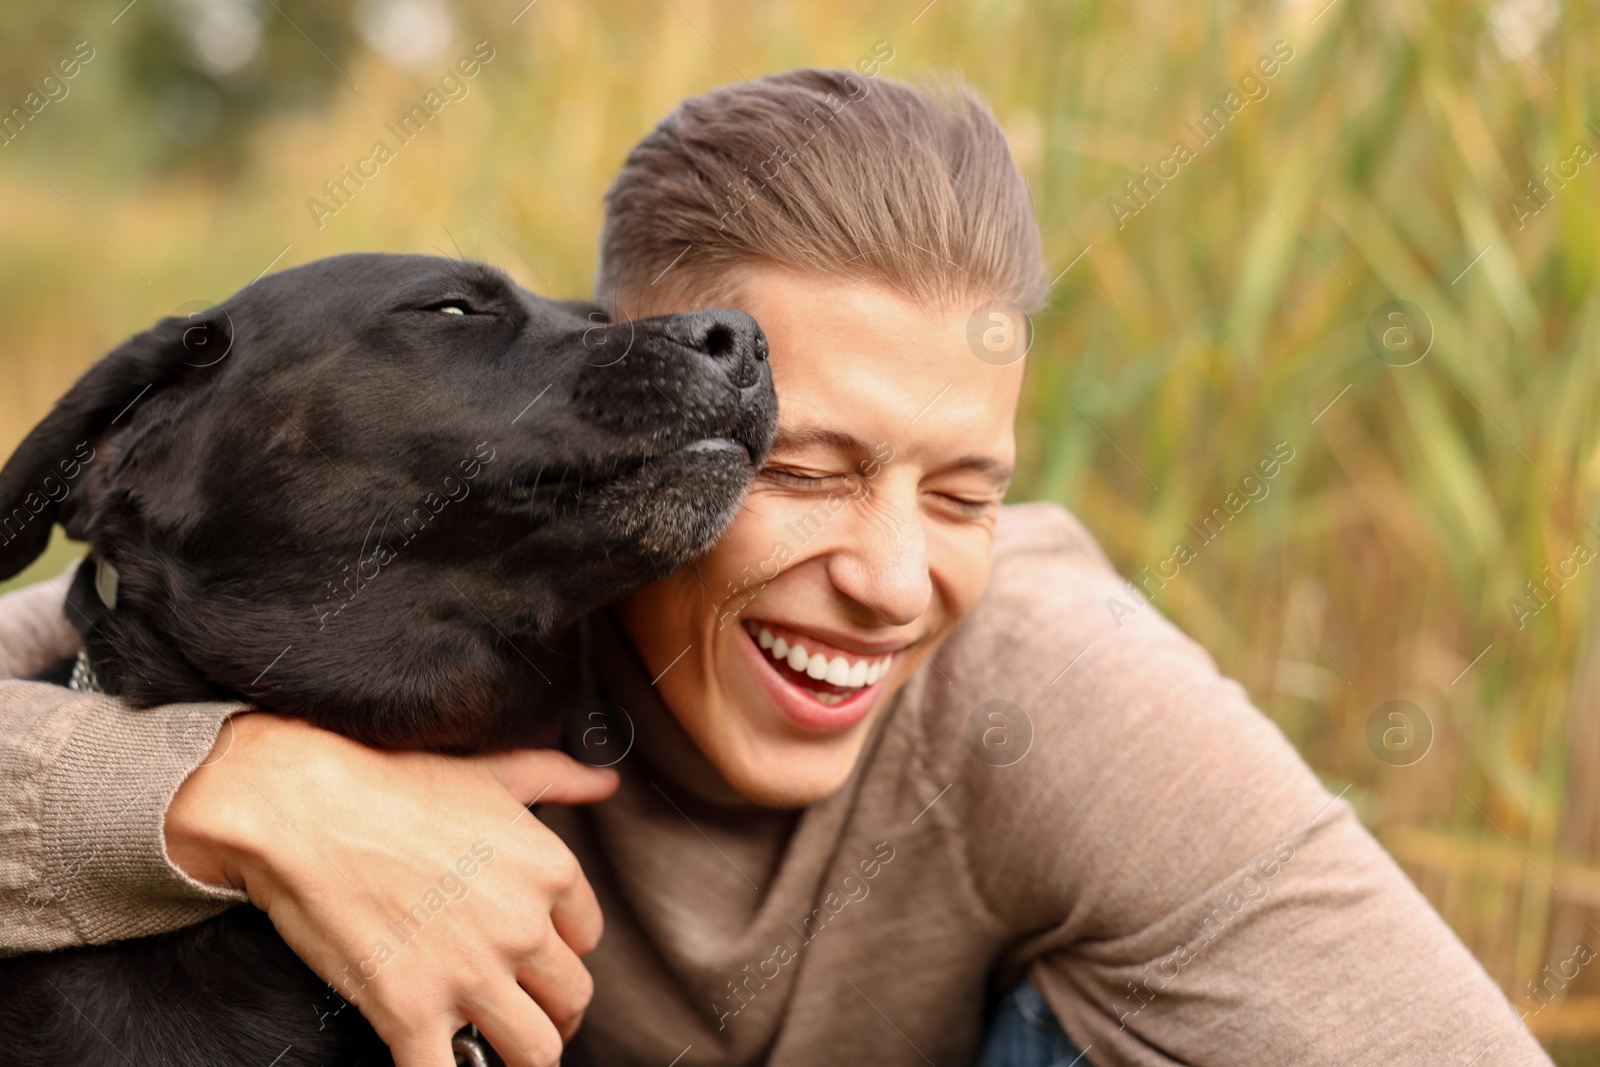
569, 608, 754, 808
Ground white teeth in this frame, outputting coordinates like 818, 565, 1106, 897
748, 621, 895, 691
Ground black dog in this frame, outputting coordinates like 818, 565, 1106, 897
0, 253, 776, 1065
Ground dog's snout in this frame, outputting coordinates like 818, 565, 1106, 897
663, 309, 768, 387
573, 305, 774, 445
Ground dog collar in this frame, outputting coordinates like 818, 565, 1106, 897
68, 648, 104, 694
69, 554, 116, 694
93, 555, 119, 610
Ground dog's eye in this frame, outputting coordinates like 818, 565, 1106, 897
423, 299, 475, 316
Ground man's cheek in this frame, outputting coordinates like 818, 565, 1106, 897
929, 531, 997, 624
707, 494, 786, 575
695, 498, 794, 626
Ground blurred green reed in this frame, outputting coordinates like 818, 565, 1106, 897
0, 0, 1595, 1051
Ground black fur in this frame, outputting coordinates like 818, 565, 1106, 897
0, 253, 776, 1065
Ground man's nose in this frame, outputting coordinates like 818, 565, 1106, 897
827, 491, 932, 627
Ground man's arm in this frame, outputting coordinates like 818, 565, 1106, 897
946, 505, 1550, 1066
0, 565, 248, 952
0, 573, 620, 1067
0, 680, 248, 951
0, 562, 88, 680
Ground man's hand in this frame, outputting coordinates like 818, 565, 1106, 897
165, 713, 617, 1067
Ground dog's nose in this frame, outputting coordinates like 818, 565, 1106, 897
664, 309, 766, 359
662, 309, 768, 386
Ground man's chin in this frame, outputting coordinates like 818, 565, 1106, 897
708, 734, 868, 809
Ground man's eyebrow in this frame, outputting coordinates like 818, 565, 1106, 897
770, 426, 874, 454
946, 454, 1015, 488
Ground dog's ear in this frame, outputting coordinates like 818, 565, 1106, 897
0, 309, 232, 581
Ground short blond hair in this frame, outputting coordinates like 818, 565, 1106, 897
597, 68, 1046, 316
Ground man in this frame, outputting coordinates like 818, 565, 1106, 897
0, 69, 1551, 1067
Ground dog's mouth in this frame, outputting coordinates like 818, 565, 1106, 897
509, 432, 760, 506
682, 435, 754, 460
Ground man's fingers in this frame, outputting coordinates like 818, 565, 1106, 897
512, 934, 596, 1041
460, 984, 566, 1067
385, 1023, 461, 1067
484, 748, 620, 806
547, 857, 605, 957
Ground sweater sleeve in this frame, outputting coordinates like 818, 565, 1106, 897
0, 573, 248, 955
934, 503, 1551, 1067
0, 563, 86, 681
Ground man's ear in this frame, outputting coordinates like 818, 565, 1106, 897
0, 309, 232, 581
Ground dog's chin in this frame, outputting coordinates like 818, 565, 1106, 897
589, 438, 755, 573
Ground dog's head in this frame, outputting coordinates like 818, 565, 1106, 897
0, 253, 776, 749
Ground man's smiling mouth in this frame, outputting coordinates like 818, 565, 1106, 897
740, 619, 898, 707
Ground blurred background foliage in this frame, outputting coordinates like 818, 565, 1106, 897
0, 0, 1596, 1057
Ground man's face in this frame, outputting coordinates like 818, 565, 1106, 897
616, 265, 1025, 806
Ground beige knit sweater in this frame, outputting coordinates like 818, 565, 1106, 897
0, 505, 1551, 1066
